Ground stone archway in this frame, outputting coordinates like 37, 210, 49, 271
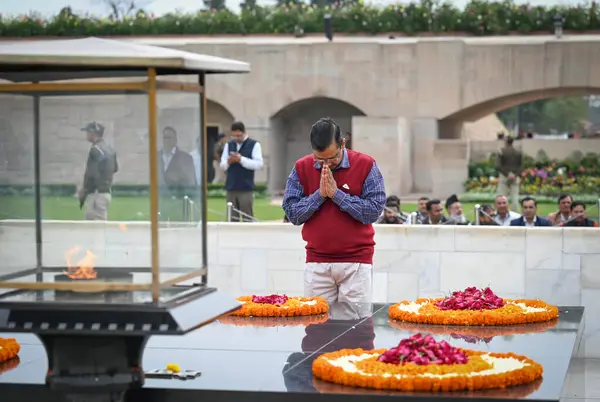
268, 97, 366, 192
439, 87, 600, 139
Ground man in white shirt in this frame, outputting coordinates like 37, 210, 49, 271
219, 121, 263, 222
493, 195, 521, 226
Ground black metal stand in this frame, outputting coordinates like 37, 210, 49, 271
40, 335, 149, 402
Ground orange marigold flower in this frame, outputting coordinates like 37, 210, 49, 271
388, 298, 559, 326
312, 347, 543, 392
219, 314, 328, 327
0, 337, 20, 365
229, 295, 329, 317
389, 319, 558, 339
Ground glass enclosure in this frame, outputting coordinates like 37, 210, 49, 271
0, 72, 208, 303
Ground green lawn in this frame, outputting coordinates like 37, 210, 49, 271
0, 195, 285, 222
0, 195, 564, 222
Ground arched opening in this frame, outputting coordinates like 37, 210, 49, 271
158, 98, 234, 183
268, 97, 366, 192
439, 87, 600, 139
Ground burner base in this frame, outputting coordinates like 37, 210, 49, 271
41, 334, 148, 402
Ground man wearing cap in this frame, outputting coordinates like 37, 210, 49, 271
77, 122, 118, 220
445, 194, 471, 225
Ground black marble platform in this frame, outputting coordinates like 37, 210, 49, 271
0, 303, 584, 402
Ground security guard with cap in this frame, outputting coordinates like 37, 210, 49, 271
77, 122, 118, 220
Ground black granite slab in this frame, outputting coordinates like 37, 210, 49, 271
0, 304, 584, 402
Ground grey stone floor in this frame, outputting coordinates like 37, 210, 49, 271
562, 358, 600, 402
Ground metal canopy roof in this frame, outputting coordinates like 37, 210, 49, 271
0, 37, 250, 82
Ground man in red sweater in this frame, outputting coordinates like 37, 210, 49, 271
282, 118, 386, 303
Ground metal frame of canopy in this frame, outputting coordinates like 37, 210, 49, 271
0, 37, 250, 303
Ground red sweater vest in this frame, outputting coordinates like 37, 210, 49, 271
295, 150, 376, 264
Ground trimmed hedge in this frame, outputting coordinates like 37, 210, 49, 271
0, 183, 269, 198
2, 1, 600, 37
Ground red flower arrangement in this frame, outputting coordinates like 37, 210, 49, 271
312, 333, 543, 392
230, 295, 329, 317
389, 287, 559, 326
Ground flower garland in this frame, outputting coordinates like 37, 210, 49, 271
389, 319, 559, 342
0, 357, 20, 376
312, 335, 543, 392
389, 298, 559, 326
230, 295, 329, 317
313, 375, 542, 398
0, 338, 20, 365
219, 314, 328, 327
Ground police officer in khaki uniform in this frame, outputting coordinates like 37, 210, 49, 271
77, 122, 118, 220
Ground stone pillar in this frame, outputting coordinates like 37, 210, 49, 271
267, 118, 288, 194
351, 116, 412, 197
411, 118, 439, 193
235, 116, 270, 185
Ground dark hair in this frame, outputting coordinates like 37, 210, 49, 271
385, 200, 399, 209
426, 199, 441, 212
163, 126, 177, 136
386, 195, 400, 205
571, 201, 586, 210
231, 121, 245, 132
521, 196, 536, 207
558, 194, 572, 204
479, 204, 494, 217
419, 197, 430, 202
309, 117, 342, 152
506, 137, 514, 145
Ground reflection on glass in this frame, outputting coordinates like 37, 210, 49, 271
156, 90, 204, 285
0, 94, 36, 279
36, 94, 152, 293
283, 302, 375, 393
0, 80, 208, 302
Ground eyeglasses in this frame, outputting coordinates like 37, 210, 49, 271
313, 148, 342, 165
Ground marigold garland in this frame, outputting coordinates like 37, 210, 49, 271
230, 295, 329, 317
389, 298, 559, 326
0, 356, 20, 376
312, 348, 543, 392
219, 314, 328, 327
0, 338, 20, 365
389, 319, 559, 341
313, 375, 542, 398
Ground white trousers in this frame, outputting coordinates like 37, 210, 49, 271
304, 262, 373, 304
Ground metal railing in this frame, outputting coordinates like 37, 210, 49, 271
473, 204, 500, 226
226, 202, 260, 222
383, 206, 410, 224
560, 198, 600, 226
182, 196, 195, 222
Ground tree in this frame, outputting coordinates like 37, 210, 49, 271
240, 0, 257, 10
310, 0, 358, 5
203, 0, 227, 10
99, 0, 151, 20
497, 97, 589, 134
538, 97, 588, 133
276, 0, 303, 6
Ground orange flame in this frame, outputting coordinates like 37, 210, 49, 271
64, 246, 98, 280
